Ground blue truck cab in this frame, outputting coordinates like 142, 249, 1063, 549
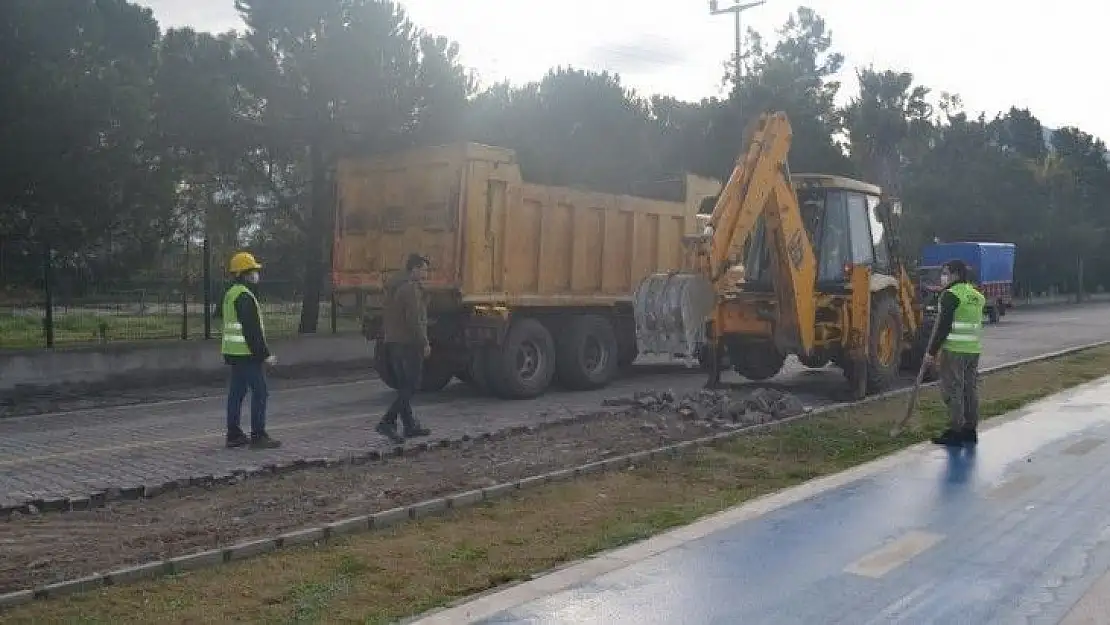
918, 242, 1016, 323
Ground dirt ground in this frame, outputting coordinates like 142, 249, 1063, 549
0, 390, 778, 594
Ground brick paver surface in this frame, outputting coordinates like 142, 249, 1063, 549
2, 303, 1109, 508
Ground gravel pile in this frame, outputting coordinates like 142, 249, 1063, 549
603, 387, 809, 428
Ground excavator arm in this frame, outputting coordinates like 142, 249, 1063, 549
700, 112, 817, 351
634, 111, 818, 365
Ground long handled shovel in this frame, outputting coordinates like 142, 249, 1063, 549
890, 316, 942, 438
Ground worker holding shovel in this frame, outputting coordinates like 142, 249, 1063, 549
925, 259, 986, 447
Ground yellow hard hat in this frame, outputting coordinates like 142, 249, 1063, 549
228, 251, 262, 274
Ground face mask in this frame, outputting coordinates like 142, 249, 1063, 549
245, 271, 260, 284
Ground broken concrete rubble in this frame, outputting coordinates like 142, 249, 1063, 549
603, 387, 808, 427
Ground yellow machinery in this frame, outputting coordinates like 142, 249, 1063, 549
633, 111, 929, 398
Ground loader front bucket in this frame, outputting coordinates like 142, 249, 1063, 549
632, 272, 716, 364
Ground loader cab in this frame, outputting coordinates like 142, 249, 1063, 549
743, 175, 892, 290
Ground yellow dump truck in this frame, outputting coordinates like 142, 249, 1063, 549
333, 143, 722, 399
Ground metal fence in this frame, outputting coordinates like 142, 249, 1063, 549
0, 247, 361, 350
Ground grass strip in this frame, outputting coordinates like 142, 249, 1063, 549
6, 346, 1110, 625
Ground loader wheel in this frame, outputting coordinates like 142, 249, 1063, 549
556, 315, 619, 390
731, 342, 786, 381
487, 318, 556, 399
374, 339, 400, 390
864, 293, 903, 394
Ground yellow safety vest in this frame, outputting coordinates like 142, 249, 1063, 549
221, 283, 265, 356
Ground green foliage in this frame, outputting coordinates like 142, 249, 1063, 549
2, 0, 1108, 315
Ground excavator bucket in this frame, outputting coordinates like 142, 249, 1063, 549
632, 272, 716, 364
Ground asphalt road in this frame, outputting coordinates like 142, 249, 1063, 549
2, 302, 1109, 508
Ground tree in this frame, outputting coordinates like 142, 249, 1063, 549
842, 68, 931, 193
0, 0, 172, 291
467, 68, 662, 194
234, 0, 471, 332
724, 7, 852, 177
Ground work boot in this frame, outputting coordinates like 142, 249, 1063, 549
931, 429, 963, 447
226, 430, 249, 449
249, 432, 282, 449
375, 421, 405, 445
961, 428, 978, 446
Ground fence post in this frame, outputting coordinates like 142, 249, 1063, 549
203, 237, 212, 340
42, 243, 54, 348
330, 287, 338, 333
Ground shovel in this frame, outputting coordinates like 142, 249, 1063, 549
890, 317, 942, 438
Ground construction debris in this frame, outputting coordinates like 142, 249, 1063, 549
602, 387, 809, 428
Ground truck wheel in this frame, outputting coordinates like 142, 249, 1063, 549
731, 342, 785, 381
863, 293, 903, 394
798, 353, 829, 369
556, 315, 619, 390
374, 340, 400, 390
487, 318, 556, 399
419, 357, 454, 393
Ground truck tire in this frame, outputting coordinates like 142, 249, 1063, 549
556, 315, 620, 390
487, 318, 556, 399
456, 349, 492, 394
419, 357, 454, 393
374, 339, 400, 390
987, 305, 1000, 323
862, 292, 903, 394
798, 353, 829, 369
731, 342, 785, 381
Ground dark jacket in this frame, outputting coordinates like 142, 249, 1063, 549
381, 271, 429, 348
224, 279, 270, 364
927, 279, 968, 356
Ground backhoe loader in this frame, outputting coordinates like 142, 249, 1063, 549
633, 111, 932, 399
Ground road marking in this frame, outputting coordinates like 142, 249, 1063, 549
844, 530, 944, 579
1063, 438, 1105, 456
1060, 564, 1110, 625
987, 474, 1045, 500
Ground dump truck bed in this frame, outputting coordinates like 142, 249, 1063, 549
332, 143, 721, 308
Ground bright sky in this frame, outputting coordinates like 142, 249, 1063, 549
139, 0, 1110, 141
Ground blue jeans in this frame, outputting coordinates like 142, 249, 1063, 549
227, 361, 268, 436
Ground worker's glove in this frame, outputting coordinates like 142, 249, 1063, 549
423, 345, 432, 358
265, 355, 277, 366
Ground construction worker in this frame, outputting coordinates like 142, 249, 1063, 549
925, 259, 986, 447
221, 251, 281, 449
375, 253, 433, 444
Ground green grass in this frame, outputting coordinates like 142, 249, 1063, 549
0, 309, 361, 349
4, 346, 1110, 624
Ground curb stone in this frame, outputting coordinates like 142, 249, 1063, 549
2, 339, 1108, 610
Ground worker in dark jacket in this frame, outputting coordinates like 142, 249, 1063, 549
221, 251, 281, 450
375, 253, 433, 444
925, 259, 986, 447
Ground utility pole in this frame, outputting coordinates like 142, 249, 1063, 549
709, 0, 766, 84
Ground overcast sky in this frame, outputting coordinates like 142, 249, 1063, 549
139, 0, 1110, 141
